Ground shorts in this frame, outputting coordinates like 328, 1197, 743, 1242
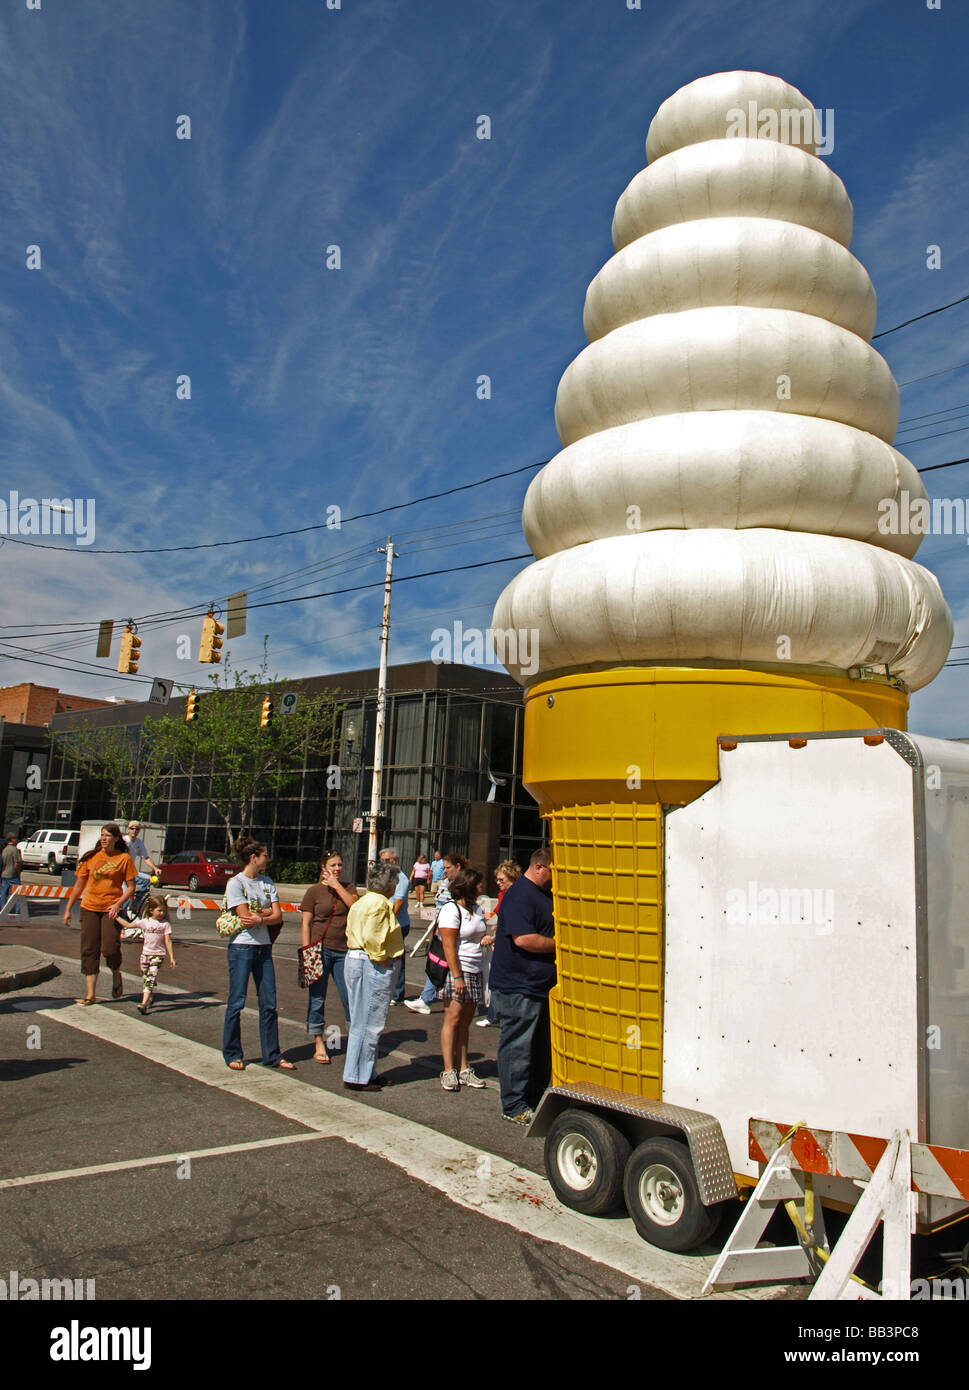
436, 971, 484, 1004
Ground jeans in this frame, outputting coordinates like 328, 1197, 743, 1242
343, 951, 395, 1084
222, 943, 282, 1066
491, 989, 552, 1117
391, 924, 410, 1003
1, 876, 21, 914
306, 948, 350, 1042
419, 973, 436, 1005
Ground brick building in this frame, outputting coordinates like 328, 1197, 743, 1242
0, 684, 113, 837
0, 683, 111, 726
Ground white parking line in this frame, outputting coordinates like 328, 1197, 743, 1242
0, 1133, 327, 1190
30, 999, 772, 1301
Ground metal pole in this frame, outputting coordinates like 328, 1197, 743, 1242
368, 537, 397, 864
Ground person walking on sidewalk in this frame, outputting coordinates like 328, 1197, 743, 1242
130, 896, 176, 1014
489, 848, 555, 1125
1, 835, 23, 914
437, 868, 488, 1092
404, 851, 467, 1015
221, 836, 295, 1072
410, 852, 431, 906
62, 824, 138, 1005
300, 850, 358, 1063
342, 860, 404, 1091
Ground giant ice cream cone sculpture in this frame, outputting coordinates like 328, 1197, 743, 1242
493, 71, 952, 1099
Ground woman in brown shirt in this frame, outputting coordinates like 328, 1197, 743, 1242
300, 850, 358, 1063
62, 823, 138, 1005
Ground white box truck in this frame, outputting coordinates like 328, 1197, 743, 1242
77, 821, 167, 870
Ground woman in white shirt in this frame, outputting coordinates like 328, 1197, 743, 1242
436, 868, 488, 1091
221, 836, 295, 1072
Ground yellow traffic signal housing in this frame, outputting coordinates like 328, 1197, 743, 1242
185, 691, 200, 723
199, 611, 225, 663
117, 626, 142, 674
260, 696, 274, 728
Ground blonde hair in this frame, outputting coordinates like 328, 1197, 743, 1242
495, 860, 522, 881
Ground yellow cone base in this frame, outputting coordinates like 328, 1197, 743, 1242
534, 666, 908, 1100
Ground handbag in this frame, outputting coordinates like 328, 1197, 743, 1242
426, 933, 450, 989
216, 894, 244, 938
298, 904, 335, 988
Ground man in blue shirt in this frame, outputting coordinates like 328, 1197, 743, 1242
380, 848, 411, 1004
430, 851, 445, 886
489, 848, 555, 1124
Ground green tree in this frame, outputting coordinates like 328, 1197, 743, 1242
52, 719, 166, 822
144, 655, 341, 853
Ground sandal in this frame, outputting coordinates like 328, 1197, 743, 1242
112, 977, 124, 1000
275, 1059, 296, 1071
226, 1060, 245, 1070
313, 1051, 331, 1065
75, 997, 96, 1006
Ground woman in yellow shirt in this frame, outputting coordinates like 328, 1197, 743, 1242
343, 860, 405, 1091
63, 824, 138, 1005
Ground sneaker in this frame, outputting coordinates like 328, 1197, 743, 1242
502, 1109, 534, 1126
459, 1067, 486, 1088
474, 1016, 496, 1027
440, 1069, 460, 1091
404, 998, 431, 1015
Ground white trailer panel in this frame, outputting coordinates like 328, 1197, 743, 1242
663, 733, 920, 1185
664, 728, 969, 1227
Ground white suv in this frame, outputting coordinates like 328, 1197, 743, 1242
17, 829, 80, 872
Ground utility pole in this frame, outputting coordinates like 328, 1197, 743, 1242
368, 537, 397, 864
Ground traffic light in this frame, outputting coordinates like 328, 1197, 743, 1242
185, 691, 200, 723
199, 611, 225, 663
260, 696, 274, 728
117, 626, 142, 674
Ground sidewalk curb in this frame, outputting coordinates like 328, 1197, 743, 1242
0, 958, 60, 994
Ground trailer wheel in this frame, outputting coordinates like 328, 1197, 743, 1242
545, 1110, 631, 1216
623, 1137, 719, 1252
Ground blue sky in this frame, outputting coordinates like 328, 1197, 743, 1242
1, 0, 968, 735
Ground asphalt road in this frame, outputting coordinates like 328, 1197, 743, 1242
1, 901, 690, 1304
3, 896, 965, 1327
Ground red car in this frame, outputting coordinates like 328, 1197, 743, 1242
160, 851, 235, 893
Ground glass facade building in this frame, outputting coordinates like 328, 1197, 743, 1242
42, 662, 542, 878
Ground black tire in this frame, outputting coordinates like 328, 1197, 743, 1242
623, 1136, 720, 1252
187, 875, 200, 891
545, 1110, 631, 1216
47, 856, 56, 874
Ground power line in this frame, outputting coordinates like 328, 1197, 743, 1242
899, 359, 969, 388
0, 551, 533, 645
898, 423, 969, 446
873, 292, 969, 340
0, 460, 548, 556
0, 514, 528, 651
898, 401, 969, 426
916, 456, 969, 475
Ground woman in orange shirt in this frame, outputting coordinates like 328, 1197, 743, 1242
63, 824, 138, 1005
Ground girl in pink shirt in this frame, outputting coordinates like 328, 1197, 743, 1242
130, 897, 176, 1014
